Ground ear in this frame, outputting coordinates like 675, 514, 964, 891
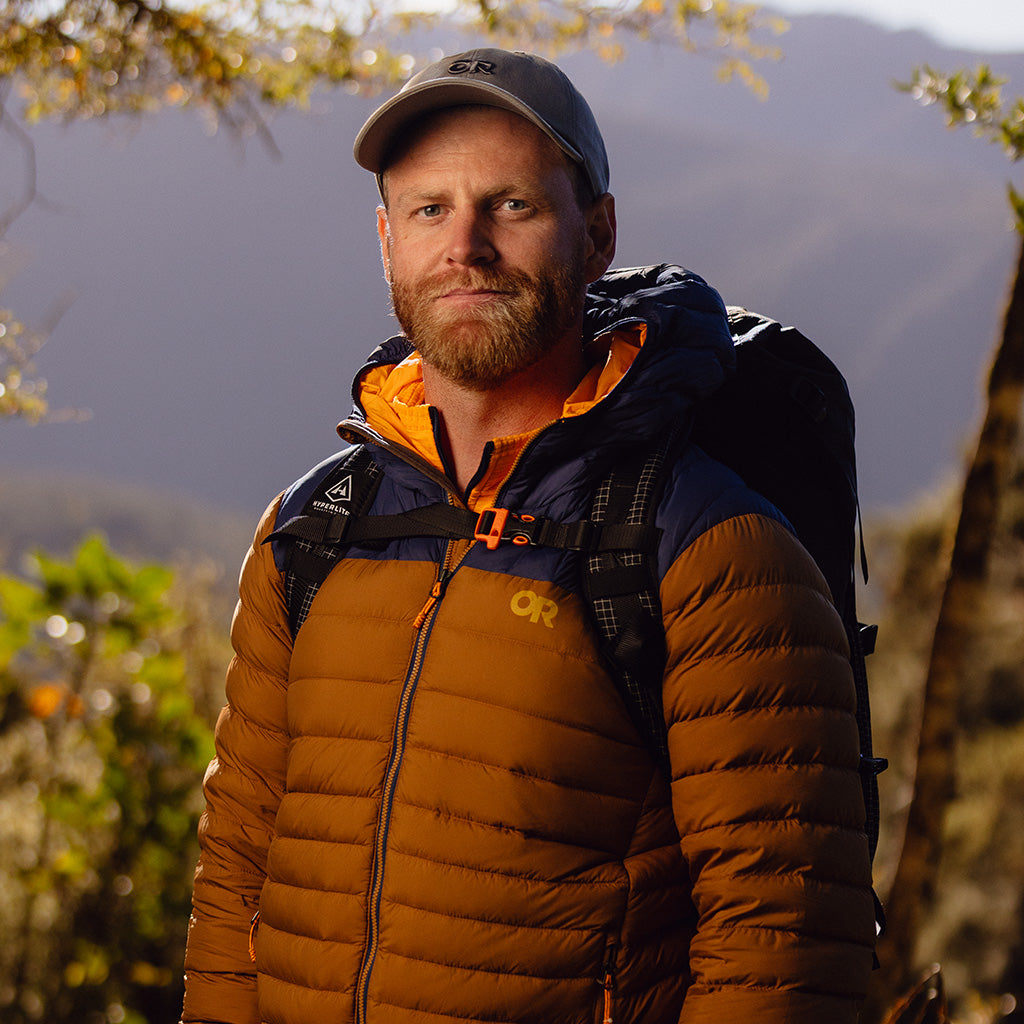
376, 205, 392, 283
582, 193, 617, 285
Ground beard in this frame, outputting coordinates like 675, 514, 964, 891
388, 254, 586, 392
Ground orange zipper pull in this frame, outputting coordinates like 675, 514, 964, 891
249, 910, 260, 963
601, 938, 616, 1023
413, 581, 443, 630
414, 541, 473, 630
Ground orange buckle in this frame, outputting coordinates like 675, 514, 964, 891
474, 508, 509, 550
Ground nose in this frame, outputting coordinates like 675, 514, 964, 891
446, 209, 496, 267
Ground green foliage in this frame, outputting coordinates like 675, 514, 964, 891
0, 535, 225, 1024
0, 309, 49, 422
3, 0, 396, 132
900, 64, 1024, 231
446, 0, 785, 97
0, 99, 83, 425
1010, 184, 1024, 236
0, 304, 87, 424
1, 0, 783, 129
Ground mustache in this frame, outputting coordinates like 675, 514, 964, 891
415, 266, 534, 299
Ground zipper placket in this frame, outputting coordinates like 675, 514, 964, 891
341, 422, 556, 1021
354, 537, 470, 1024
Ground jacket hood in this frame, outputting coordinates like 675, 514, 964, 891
579, 263, 734, 438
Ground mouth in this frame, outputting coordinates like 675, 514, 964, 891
440, 285, 508, 296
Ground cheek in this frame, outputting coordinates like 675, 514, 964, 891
384, 231, 433, 281
386, 251, 415, 289
542, 226, 588, 272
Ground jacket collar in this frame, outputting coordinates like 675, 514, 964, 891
337, 264, 734, 497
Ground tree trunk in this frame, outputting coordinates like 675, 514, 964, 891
864, 233, 1024, 1022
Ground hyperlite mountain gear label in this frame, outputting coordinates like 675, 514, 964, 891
311, 475, 355, 515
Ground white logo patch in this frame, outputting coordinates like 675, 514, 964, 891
322, 475, 353, 504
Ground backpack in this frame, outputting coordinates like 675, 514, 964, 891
268, 306, 887, 871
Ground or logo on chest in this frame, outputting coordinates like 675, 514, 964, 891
511, 590, 559, 628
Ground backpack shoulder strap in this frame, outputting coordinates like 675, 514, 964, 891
581, 425, 688, 776
268, 444, 662, 637
271, 444, 384, 636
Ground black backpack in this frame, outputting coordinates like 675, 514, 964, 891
268, 307, 887, 870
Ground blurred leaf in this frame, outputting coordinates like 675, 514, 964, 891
1010, 182, 1024, 235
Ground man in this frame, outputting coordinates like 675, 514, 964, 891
182, 48, 875, 1024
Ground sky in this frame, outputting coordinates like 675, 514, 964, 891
767, 0, 1024, 52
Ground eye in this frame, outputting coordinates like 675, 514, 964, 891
418, 203, 443, 219
502, 198, 529, 212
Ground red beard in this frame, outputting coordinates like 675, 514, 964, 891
389, 258, 585, 392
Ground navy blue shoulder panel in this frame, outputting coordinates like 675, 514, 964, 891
653, 445, 792, 582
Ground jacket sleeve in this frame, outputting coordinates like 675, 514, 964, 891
663, 511, 876, 1024
181, 499, 292, 1024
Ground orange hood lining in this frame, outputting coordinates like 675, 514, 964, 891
356, 325, 646, 508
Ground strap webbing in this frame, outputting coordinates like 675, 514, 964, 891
272, 502, 660, 555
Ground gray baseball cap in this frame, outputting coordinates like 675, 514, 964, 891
353, 48, 609, 196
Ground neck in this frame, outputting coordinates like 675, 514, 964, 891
423, 333, 587, 492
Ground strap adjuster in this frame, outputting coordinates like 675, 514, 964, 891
474, 508, 510, 549
474, 508, 541, 549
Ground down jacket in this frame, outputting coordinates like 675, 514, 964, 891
182, 265, 876, 1024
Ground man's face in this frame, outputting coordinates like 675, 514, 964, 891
377, 106, 614, 391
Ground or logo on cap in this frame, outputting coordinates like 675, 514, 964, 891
447, 59, 495, 76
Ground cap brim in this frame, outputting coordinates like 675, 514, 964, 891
353, 78, 584, 174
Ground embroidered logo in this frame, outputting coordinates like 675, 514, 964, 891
511, 590, 558, 628
447, 59, 496, 76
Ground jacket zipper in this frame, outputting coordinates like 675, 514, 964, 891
600, 936, 617, 1024
354, 538, 470, 1024
341, 416, 565, 515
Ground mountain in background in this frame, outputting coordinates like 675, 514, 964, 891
2, 11, 1023, 551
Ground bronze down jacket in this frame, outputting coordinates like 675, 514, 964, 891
182, 266, 876, 1024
